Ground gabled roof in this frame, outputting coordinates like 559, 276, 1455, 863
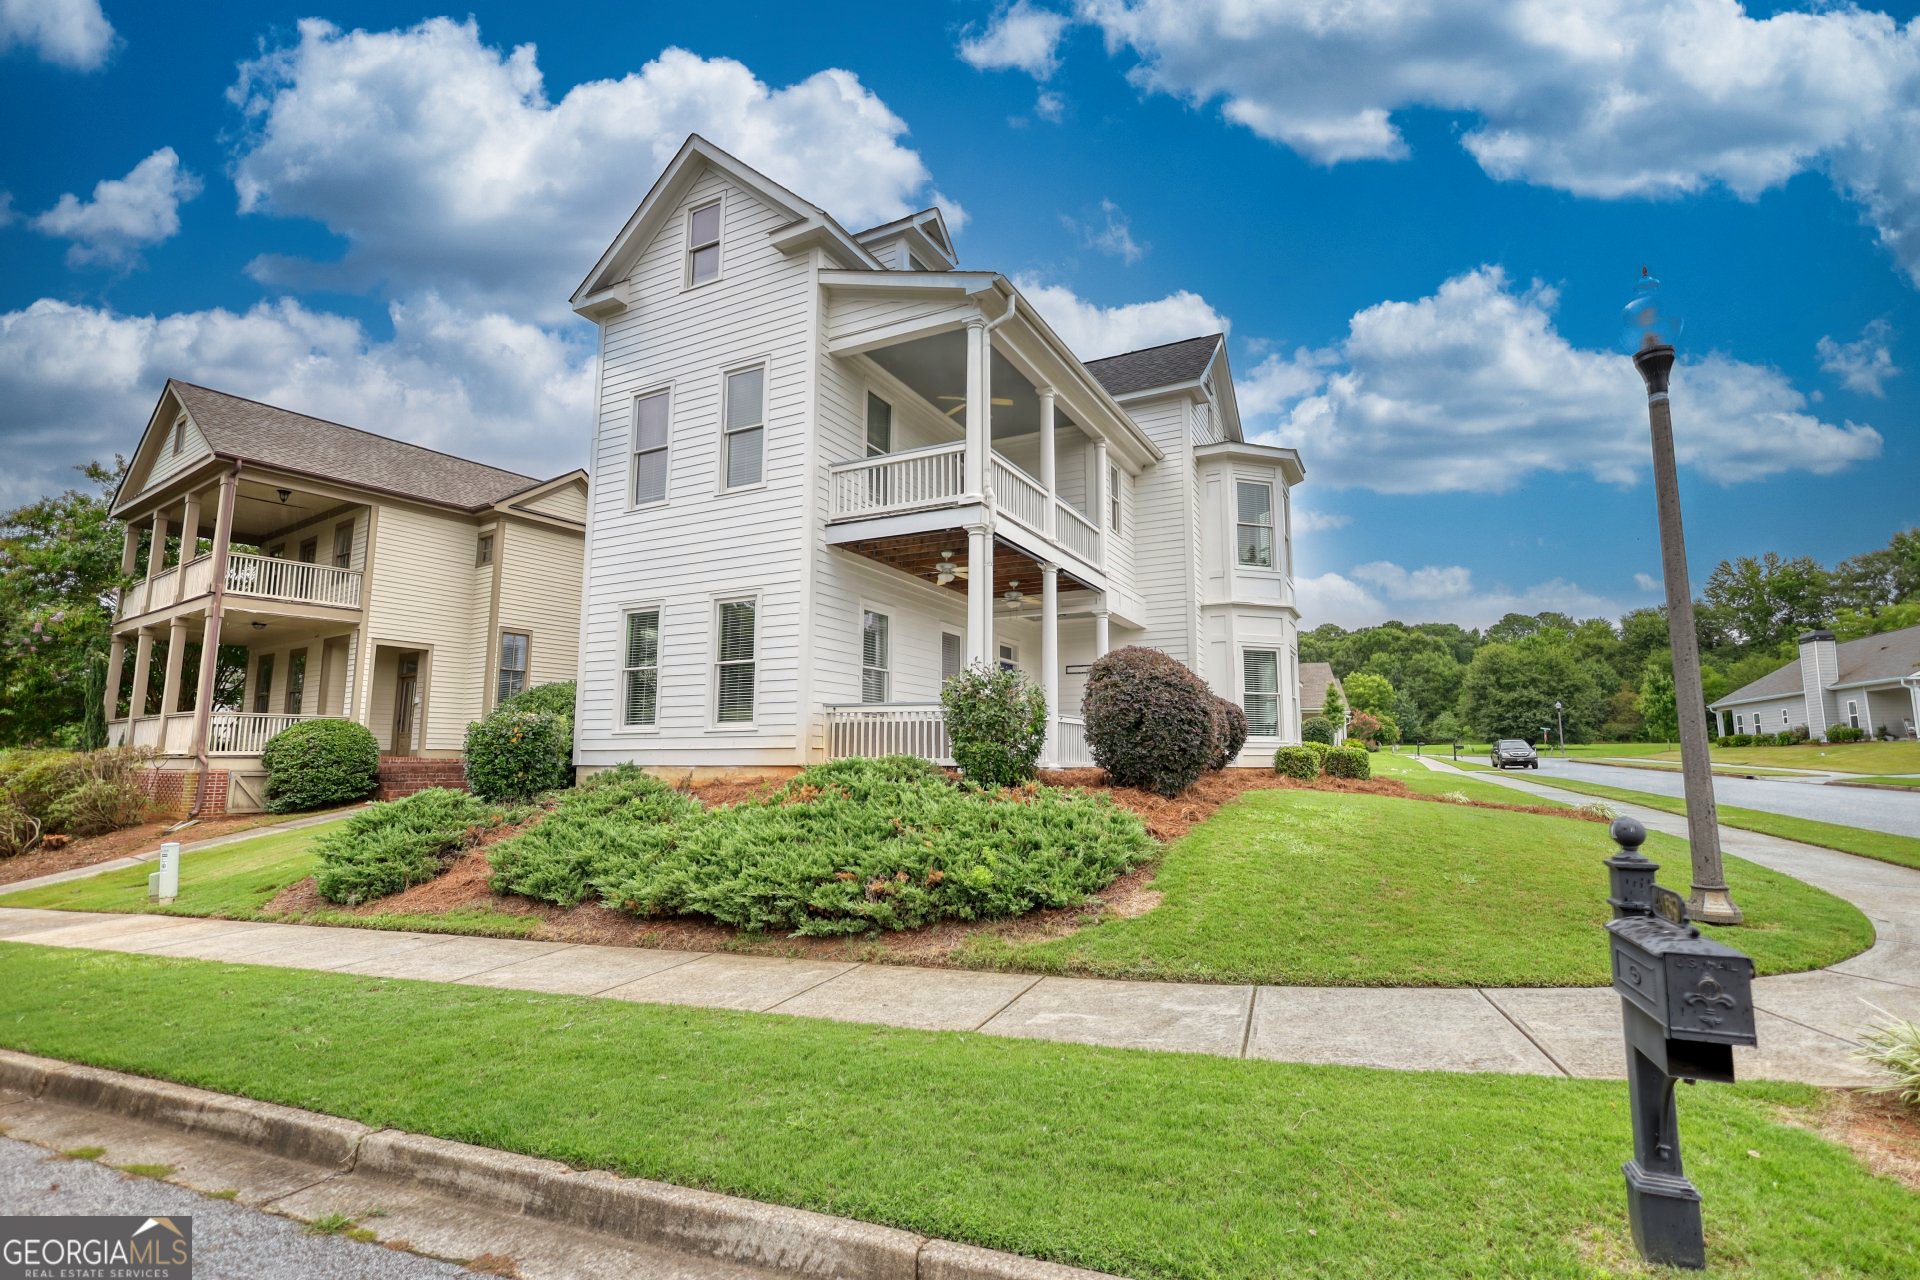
116, 381, 543, 516
1300, 662, 1342, 713
572, 134, 879, 314
1710, 662, 1802, 708
1711, 622, 1920, 707
1084, 334, 1225, 398
852, 207, 956, 267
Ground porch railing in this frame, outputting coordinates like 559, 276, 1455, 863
207, 711, 344, 757
989, 456, 1049, 533
1056, 504, 1101, 567
829, 443, 965, 520
179, 553, 215, 600
226, 552, 362, 609
1054, 714, 1094, 768
826, 704, 1092, 770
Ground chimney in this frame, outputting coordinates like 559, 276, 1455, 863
1798, 630, 1840, 740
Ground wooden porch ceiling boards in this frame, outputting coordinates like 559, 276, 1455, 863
835, 529, 1095, 598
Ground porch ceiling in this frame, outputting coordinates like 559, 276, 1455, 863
835, 530, 1096, 598
867, 331, 1082, 443
216, 608, 357, 648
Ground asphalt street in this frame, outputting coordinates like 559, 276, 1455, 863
0, 1136, 466, 1279
1512, 756, 1920, 837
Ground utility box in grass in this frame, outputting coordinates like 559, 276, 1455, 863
146, 841, 181, 902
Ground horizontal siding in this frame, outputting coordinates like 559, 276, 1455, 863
362, 504, 486, 753
1125, 395, 1192, 660
518, 481, 587, 522
498, 520, 584, 697
137, 411, 211, 497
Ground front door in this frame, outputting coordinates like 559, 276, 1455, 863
391, 654, 419, 755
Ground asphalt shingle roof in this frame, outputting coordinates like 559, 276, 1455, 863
1300, 662, 1342, 714
160, 381, 540, 511
1714, 622, 1920, 705
1083, 334, 1223, 397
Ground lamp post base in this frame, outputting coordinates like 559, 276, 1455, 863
1623, 1161, 1706, 1270
1688, 884, 1744, 926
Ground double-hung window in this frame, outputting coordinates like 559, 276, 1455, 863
1109, 465, 1122, 531
1243, 649, 1280, 738
633, 390, 671, 505
622, 609, 660, 727
333, 522, 353, 568
476, 534, 493, 567
284, 649, 307, 715
687, 201, 721, 286
723, 367, 765, 489
861, 610, 890, 703
497, 632, 529, 704
715, 598, 757, 723
298, 537, 318, 564
253, 655, 275, 715
1236, 480, 1275, 568
1848, 700, 1860, 729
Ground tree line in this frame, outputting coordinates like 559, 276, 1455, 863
1301, 527, 1920, 745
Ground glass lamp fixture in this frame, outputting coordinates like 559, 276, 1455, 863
1620, 268, 1683, 354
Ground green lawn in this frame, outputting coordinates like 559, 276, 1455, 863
1846, 775, 1920, 788
0, 825, 536, 937
1651, 740, 1920, 774
962, 787, 1869, 986
1370, 751, 1574, 805
1479, 773, 1920, 874
0, 946, 1912, 1280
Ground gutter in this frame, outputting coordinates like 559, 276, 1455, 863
186, 463, 240, 820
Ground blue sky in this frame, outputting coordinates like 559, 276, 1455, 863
2, 0, 1914, 629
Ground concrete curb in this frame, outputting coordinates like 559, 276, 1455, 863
0, 1049, 1119, 1280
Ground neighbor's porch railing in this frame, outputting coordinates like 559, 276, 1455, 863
225, 552, 362, 609
207, 711, 344, 757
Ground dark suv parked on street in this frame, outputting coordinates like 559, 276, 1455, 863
1491, 739, 1539, 769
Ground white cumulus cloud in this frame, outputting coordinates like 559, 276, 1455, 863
1015, 276, 1224, 360
32, 148, 202, 267
1069, 0, 1920, 286
960, 2, 1072, 79
1062, 199, 1145, 264
1292, 509, 1350, 532
1634, 572, 1662, 593
1245, 266, 1882, 492
1, 0, 114, 70
0, 295, 593, 510
1298, 563, 1625, 630
1817, 319, 1901, 396
227, 18, 952, 319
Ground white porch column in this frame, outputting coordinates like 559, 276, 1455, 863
966, 522, 994, 667
1040, 563, 1059, 765
963, 317, 988, 500
146, 510, 168, 581
189, 469, 240, 763
1038, 386, 1057, 539
1908, 680, 1920, 739
130, 630, 155, 719
159, 616, 189, 717
175, 490, 203, 604
103, 634, 127, 725
1093, 440, 1110, 562
1094, 601, 1111, 657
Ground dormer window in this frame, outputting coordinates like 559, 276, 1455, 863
687, 200, 721, 286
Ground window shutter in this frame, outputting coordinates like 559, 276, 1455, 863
941, 632, 962, 682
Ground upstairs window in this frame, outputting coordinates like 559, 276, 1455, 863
253, 654, 275, 715
1236, 480, 1274, 568
623, 609, 660, 727
715, 598, 757, 723
284, 649, 307, 715
497, 632, 529, 705
298, 536, 318, 564
1243, 649, 1279, 738
476, 534, 494, 567
633, 390, 671, 505
862, 610, 890, 703
724, 366, 765, 489
172, 417, 186, 455
865, 392, 891, 457
687, 201, 721, 286
1108, 465, 1122, 531
333, 522, 353, 569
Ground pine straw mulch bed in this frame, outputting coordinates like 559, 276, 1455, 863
1790, 1090, 1920, 1193
0, 807, 363, 889
256, 766, 1607, 967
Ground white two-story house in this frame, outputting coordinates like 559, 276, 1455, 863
569, 136, 1304, 774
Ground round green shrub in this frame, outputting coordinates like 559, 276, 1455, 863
261, 719, 379, 813
1300, 715, 1338, 745
1325, 745, 1372, 780
1208, 698, 1249, 770
498, 680, 576, 721
940, 664, 1047, 788
1301, 740, 1334, 761
1082, 647, 1218, 797
464, 708, 572, 801
1272, 745, 1321, 780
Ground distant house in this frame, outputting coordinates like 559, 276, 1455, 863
1709, 625, 1920, 741
1299, 662, 1347, 743
105, 381, 587, 814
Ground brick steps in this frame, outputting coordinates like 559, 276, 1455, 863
375, 757, 469, 800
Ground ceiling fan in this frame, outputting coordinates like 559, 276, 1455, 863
933, 550, 968, 586
998, 580, 1041, 610
937, 395, 1013, 418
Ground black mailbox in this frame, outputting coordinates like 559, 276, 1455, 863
1603, 816, 1756, 1271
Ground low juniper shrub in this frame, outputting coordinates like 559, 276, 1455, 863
313, 788, 523, 905
1082, 647, 1218, 797
940, 664, 1047, 788
1272, 746, 1321, 780
489, 765, 700, 906
261, 720, 380, 813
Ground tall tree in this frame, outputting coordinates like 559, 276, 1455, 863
1699, 552, 1831, 654
0, 461, 127, 748
1459, 639, 1606, 742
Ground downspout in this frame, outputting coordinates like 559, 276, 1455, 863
186, 463, 241, 820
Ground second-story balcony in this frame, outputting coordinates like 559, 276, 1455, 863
828, 444, 1105, 574
118, 550, 363, 620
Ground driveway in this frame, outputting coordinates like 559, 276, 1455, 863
1522, 757, 1920, 837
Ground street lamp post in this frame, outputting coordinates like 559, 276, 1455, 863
1555, 700, 1565, 756
1623, 271, 1742, 924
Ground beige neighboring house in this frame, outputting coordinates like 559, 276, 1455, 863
105, 380, 587, 814
1299, 662, 1347, 744
1710, 625, 1920, 742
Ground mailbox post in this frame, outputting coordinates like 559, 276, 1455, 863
1604, 816, 1755, 1270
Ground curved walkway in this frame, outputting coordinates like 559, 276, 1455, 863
1, 776, 1915, 1086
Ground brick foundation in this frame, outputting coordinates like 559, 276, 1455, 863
376, 756, 470, 800
138, 769, 230, 819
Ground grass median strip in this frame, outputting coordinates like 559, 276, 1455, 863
0, 944, 1914, 1279
1495, 774, 1920, 873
